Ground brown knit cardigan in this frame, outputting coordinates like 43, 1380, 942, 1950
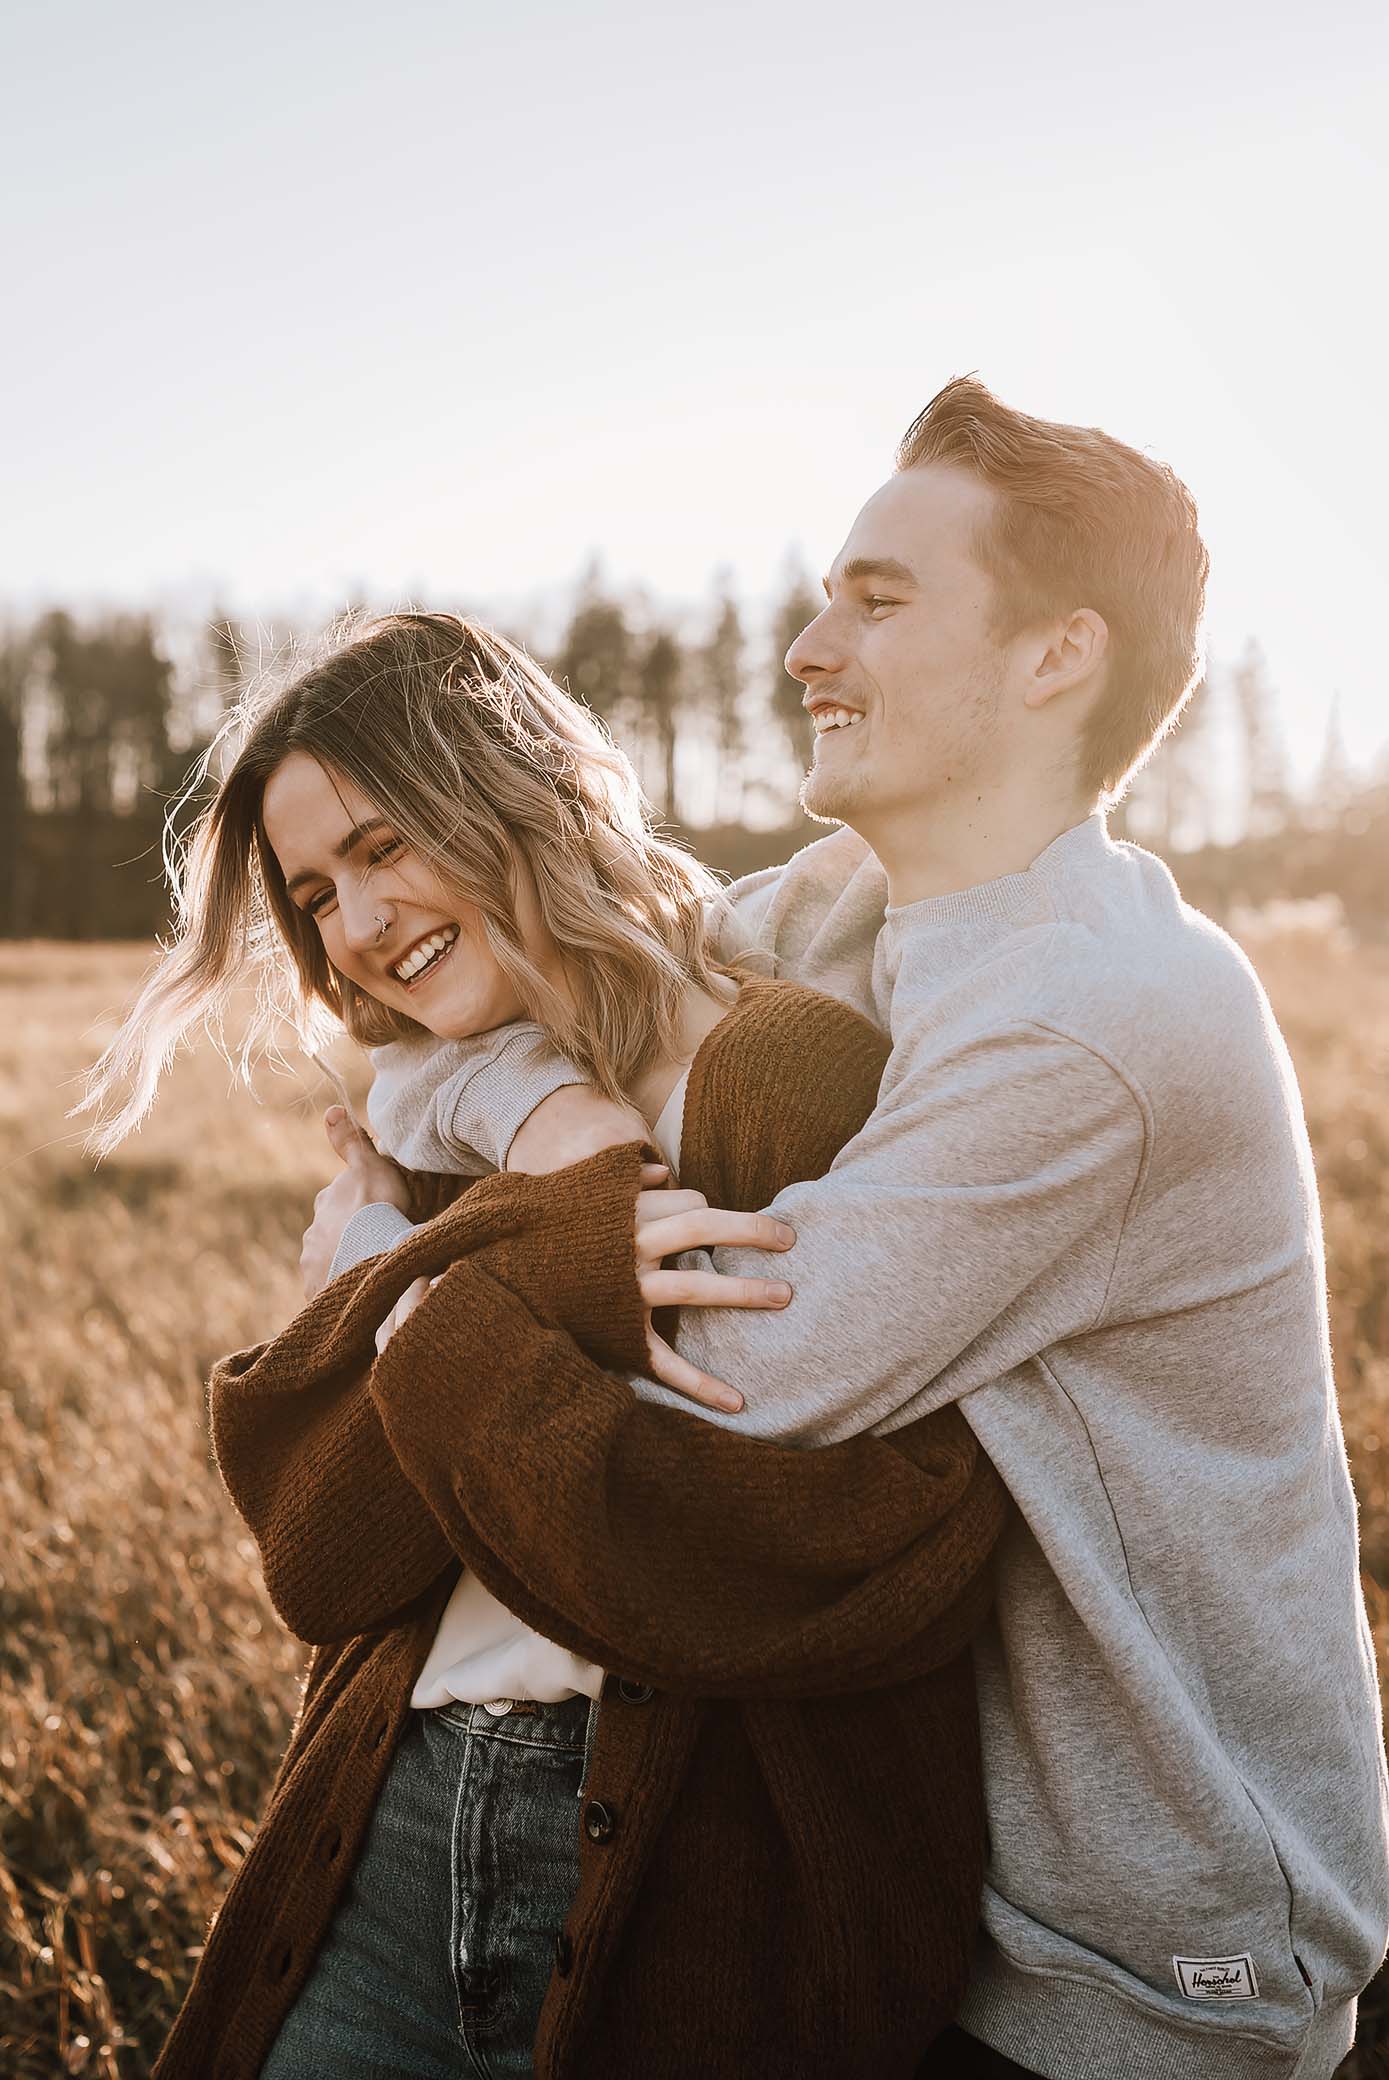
155, 979, 1010, 2080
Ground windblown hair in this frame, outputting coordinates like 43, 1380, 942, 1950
79, 610, 732, 1154
896, 376, 1209, 799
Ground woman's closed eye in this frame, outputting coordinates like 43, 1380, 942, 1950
303, 837, 406, 917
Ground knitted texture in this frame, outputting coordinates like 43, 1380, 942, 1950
156, 979, 1009, 2080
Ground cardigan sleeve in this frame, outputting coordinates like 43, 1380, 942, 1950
210, 1146, 654, 1645
367, 1253, 1008, 1697
213, 1144, 1006, 1681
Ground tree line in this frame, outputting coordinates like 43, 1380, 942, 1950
0, 578, 1384, 941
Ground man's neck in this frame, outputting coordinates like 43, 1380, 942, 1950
856, 786, 1097, 908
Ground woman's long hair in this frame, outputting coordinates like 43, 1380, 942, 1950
77, 610, 733, 1154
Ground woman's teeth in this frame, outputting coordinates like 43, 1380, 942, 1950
393, 925, 460, 984
813, 707, 864, 733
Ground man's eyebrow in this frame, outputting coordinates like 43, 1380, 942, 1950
823, 556, 920, 597
283, 816, 393, 897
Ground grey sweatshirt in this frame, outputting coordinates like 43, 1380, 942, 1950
335, 814, 1389, 2080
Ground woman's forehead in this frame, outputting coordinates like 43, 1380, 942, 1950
261, 754, 380, 871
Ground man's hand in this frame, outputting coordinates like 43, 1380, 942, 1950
507, 1083, 653, 1174
633, 1174, 795, 1412
373, 1168, 796, 1407
300, 1106, 412, 1300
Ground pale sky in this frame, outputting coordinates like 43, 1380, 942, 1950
4, 0, 1385, 782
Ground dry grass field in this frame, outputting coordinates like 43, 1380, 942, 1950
2, 937, 1387, 2077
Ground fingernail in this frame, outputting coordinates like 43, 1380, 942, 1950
325, 1104, 344, 1123
776, 1224, 795, 1245
771, 1282, 792, 1303
717, 1390, 743, 1412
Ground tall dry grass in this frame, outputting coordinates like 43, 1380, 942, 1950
1, 937, 1387, 2076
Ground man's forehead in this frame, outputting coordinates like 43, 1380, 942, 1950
830, 466, 994, 580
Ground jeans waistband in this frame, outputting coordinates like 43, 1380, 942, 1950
431, 1694, 592, 1752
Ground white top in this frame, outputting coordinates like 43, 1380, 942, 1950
409, 1066, 691, 1713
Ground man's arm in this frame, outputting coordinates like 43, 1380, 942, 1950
652, 1017, 1148, 1441
344, 1017, 1147, 1449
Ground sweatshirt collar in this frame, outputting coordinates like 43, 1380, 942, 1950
882, 811, 1113, 935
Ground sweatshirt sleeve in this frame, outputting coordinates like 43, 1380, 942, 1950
328, 1202, 417, 1283
646, 1018, 1147, 1443
368, 1025, 589, 1175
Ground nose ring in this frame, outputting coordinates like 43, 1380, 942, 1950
374, 914, 388, 943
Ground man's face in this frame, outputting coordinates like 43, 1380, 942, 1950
261, 751, 530, 1040
788, 464, 1017, 834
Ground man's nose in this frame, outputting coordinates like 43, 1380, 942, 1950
784, 607, 842, 687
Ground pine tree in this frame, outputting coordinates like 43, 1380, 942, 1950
1122, 673, 1213, 854
0, 623, 30, 935
636, 627, 683, 822
701, 576, 746, 824
1312, 695, 1355, 829
1230, 639, 1292, 839
769, 562, 821, 811
554, 566, 637, 735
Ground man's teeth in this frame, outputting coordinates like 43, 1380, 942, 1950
393, 926, 460, 982
813, 707, 865, 733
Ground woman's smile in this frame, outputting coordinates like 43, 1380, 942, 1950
387, 922, 461, 990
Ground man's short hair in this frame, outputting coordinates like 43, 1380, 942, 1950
896, 377, 1209, 799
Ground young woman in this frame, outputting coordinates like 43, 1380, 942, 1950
82, 611, 1007, 2080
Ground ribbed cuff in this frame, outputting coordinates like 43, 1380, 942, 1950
329, 1203, 417, 1282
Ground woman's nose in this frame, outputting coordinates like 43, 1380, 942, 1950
339, 889, 383, 954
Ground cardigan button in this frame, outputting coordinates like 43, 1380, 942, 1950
554, 1929, 573, 1977
583, 1799, 617, 1844
615, 1678, 655, 1706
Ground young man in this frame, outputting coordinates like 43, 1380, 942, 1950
316, 379, 1389, 2077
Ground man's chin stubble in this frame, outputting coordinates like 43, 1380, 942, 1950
799, 765, 867, 828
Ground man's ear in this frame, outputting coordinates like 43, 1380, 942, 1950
1023, 609, 1109, 711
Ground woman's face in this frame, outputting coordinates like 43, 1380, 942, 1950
260, 751, 530, 1040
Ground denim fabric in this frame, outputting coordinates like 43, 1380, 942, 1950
261, 1696, 591, 2080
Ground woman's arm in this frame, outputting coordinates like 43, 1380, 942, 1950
213, 1146, 1006, 1682
367, 1254, 1008, 1696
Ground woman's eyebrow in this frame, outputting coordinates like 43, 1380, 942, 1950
284, 817, 393, 897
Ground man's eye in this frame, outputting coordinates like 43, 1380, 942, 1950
866, 596, 898, 614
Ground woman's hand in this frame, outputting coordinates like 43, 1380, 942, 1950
300, 1106, 413, 1300
634, 1171, 796, 1412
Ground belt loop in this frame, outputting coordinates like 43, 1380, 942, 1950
577, 1695, 601, 1798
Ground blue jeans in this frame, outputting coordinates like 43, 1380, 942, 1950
261, 1696, 592, 2080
